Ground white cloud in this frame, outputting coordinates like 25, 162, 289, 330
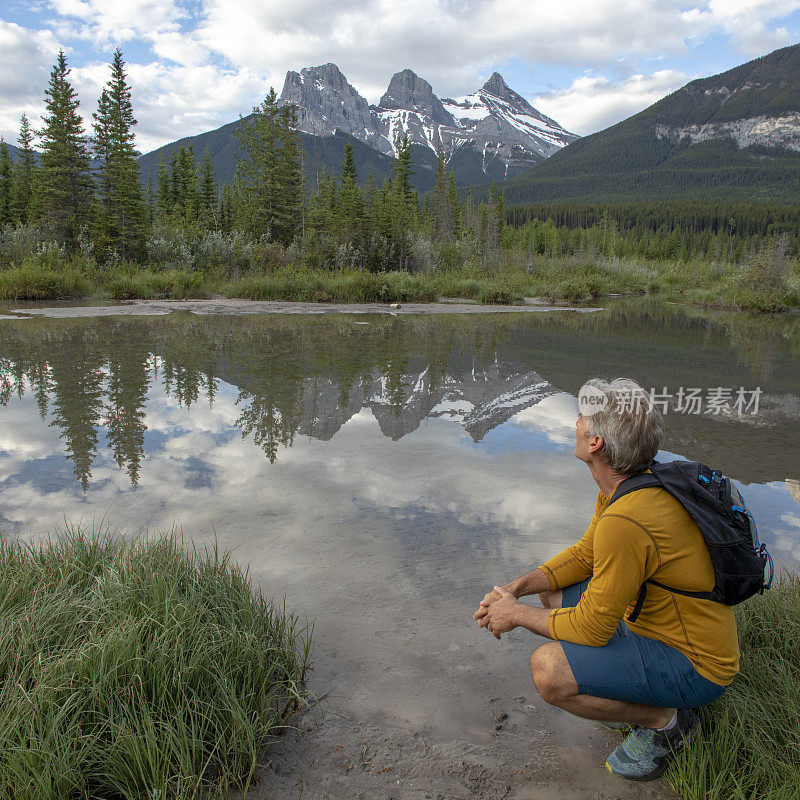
194, 0, 701, 103
0, 22, 62, 140
511, 392, 578, 445
2, 0, 798, 148
46, 0, 186, 48
683, 0, 799, 55
533, 69, 689, 135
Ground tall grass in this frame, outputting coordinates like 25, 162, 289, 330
0, 250, 797, 311
668, 575, 800, 800
0, 525, 312, 799
0, 263, 93, 300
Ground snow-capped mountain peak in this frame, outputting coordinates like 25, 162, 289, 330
278, 64, 579, 179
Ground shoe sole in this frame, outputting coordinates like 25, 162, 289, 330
606, 758, 669, 782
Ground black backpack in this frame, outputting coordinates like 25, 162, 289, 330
606, 460, 773, 623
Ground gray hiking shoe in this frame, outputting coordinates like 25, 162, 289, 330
605, 708, 699, 781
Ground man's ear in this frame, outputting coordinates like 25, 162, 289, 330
587, 434, 605, 455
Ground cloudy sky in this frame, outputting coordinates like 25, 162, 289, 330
2, 0, 799, 154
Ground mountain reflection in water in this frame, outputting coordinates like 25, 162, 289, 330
0, 302, 798, 562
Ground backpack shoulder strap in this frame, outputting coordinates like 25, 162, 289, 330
606, 471, 662, 507
604, 466, 714, 623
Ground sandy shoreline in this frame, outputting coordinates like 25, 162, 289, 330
4, 298, 604, 318
246, 696, 675, 800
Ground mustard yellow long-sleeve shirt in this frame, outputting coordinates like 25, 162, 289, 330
539, 486, 740, 686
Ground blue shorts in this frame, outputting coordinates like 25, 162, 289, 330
558, 578, 728, 708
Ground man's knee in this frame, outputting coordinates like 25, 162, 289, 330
530, 643, 575, 705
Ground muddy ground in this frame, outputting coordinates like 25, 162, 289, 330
244, 690, 675, 800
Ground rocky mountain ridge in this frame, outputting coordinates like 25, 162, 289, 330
494, 42, 800, 204
279, 63, 578, 180
295, 363, 556, 444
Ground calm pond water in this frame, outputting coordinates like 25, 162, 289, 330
0, 300, 798, 747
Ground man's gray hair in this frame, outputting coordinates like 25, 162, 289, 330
580, 377, 664, 475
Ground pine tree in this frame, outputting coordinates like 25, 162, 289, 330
277, 102, 305, 244
447, 171, 461, 237
389, 136, 417, 269
234, 89, 305, 245
156, 155, 171, 215
199, 147, 217, 227
168, 148, 180, 209
91, 49, 146, 259
392, 135, 416, 217
145, 174, 156, 224
336, 138, 363, 243
38, 49, 92, 248
12, 114, 36, 224
432, 151, 454, 243
0, 141, 13, 227
174, 145, 199, 216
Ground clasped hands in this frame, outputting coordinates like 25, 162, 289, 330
473, 585, 520, 639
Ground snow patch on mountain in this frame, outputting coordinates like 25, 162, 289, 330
279, 64, 578, 177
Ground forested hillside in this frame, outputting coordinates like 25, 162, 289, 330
137, 123, 439, 194
495, 44, 800, 204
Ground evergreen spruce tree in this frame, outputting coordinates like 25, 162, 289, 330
389, 136, 417, 269
12, 114, 36, 224
168, 148, 180, 208
234, 90, 305, 245
156, 155, 171, 216
0, 141, 13, 227
336, 138, 363, 243
199, 147, 217, 228
38, 49, 93, 249
278, 102, 305, 244
220, 184, 234, 233
169, 145, 199, 218
432, 151, 454, 243
447, 170, 461, 237
488, 183, 505, 240
145, 174, 156, 225
392, 135, 416, 218
92, 50, 147, 259
180, 146, 200, 216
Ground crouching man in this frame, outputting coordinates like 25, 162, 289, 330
474, 378, 738, 781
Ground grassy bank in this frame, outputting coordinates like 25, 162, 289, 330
0, 527, 311, 799
668, 574, 800, 799
0, 253, 798, 312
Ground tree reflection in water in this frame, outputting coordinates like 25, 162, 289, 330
0, 302, 798, 490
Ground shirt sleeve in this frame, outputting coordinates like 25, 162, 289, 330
548, 512, 659, 646
538, 492, 605, 590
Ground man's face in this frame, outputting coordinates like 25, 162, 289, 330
574, 413, 591, 463
574, 413, 602, 464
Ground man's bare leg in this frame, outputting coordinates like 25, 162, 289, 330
529, 642, 674, 728
534, 588, 674, 729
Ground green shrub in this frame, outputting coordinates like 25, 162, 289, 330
107, 270, 207, 300
0, 526, 311, 799
0, 262, 93, 300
